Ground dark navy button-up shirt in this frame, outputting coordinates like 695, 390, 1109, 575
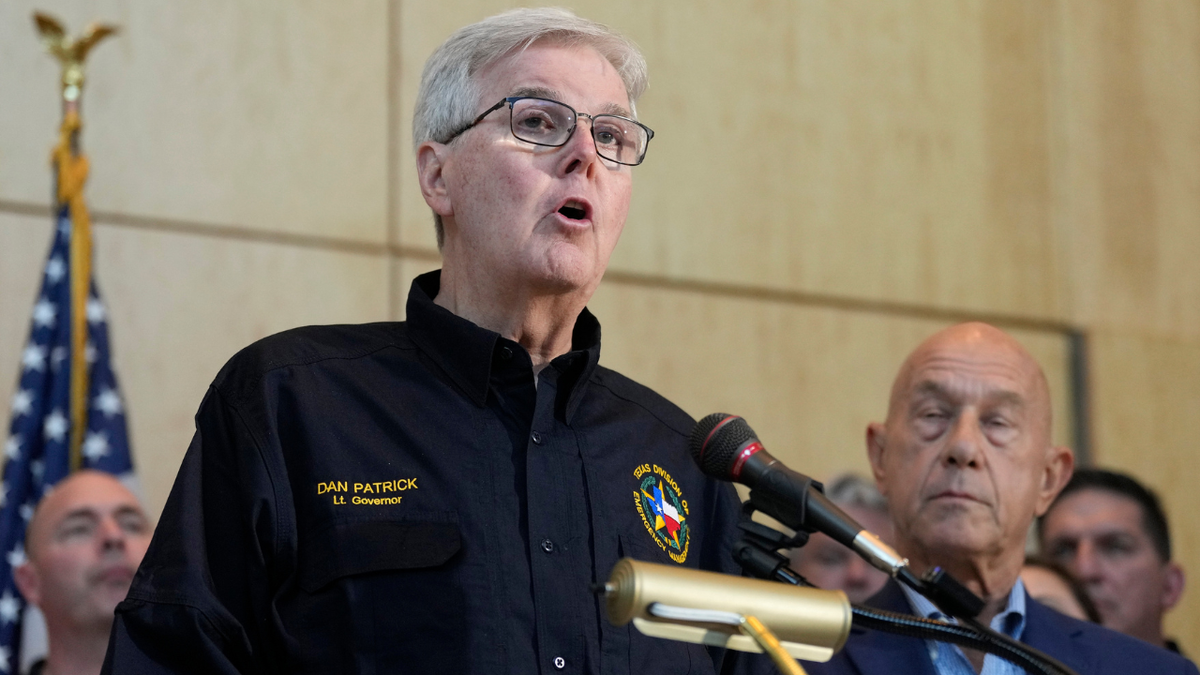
103, 271, 768, 675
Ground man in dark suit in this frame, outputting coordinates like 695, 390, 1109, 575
804, 322, 1197, 675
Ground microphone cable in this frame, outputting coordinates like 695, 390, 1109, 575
734, 527, 1078, 675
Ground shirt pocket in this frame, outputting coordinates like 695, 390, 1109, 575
291, 511, 470, 674
298, 511, 461, 593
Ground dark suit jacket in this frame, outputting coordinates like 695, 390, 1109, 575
803, 580, 1199, 675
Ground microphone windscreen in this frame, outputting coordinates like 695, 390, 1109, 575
689, 413, 757, 478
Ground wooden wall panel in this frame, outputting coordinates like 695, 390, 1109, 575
586, 281, 1074, 485
0, 0, 390, 243
1089, 330, 1200, 642
397, 1, 1062, 319
1055, 0, 1200, 339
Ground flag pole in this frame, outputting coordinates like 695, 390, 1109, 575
34, 12, 118, 472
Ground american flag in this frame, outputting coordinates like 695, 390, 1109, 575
0, 204, 134, 672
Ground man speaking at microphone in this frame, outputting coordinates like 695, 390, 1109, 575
102, 8, 766, 675
805, 323, 1196, 674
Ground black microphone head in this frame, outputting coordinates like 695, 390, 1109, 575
689, 413, 758, 479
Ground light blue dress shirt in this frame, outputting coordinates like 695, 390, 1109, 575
899, 577, 1029, 675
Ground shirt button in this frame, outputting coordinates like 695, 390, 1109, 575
499, 346, 513, 360
531, 431, 543, 444
553, 656, 566, 670
541, 538, 555, 554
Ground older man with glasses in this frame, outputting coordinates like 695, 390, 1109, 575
103, 9, 767, 675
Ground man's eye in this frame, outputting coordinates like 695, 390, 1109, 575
516, 112, 556, 133
62, 523, 94, 539
593, 125, 624, 147
1099, 537, 1136, 556
1047, 543, 1074, 560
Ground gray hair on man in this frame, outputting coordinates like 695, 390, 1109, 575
825, 473, 889, 515
412, 6, 649, 247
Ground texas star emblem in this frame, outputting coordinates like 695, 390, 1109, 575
633, 464, 690, 563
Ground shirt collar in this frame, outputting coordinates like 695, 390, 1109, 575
405, 270, 602, 419
899, 575, 1028, 640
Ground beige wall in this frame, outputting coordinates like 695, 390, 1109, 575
2, 0, 1198, 641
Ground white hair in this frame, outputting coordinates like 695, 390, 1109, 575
412, 7, 649, 247
825, 473, 889, 514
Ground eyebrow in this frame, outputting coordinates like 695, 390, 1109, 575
56, 504, 147, 528
509, 86, 633, 119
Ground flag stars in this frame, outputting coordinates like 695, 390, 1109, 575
50, 346, 67, 372
6, 546, 25, 569
83, 431, 110, 462
21, 345, 47, 373
30, 460, 44, 483
94, 388, 123, 417
85, 341, 98, 364
0, 644, 10, 673
86, 298, 107, 324
43, 410, 68, 443
31, 299, 56, 329
3, 436, 20, 462
10, 390, 33, 418
0, 591, 19, 625
45, 256, 66, 283
18, 503, 34, 523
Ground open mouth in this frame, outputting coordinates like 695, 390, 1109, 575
557, 200, 588, 221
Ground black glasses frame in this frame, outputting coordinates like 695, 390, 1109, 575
444, 96, 655, 166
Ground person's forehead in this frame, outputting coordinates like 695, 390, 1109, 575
904, 351, 1034, 404
478, 42, 630, 115
42, 476, 141, 526
1048, 489, 1146, 534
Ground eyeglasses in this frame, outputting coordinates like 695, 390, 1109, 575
445, 96, 655, 166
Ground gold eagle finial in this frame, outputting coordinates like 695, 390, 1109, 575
33, 11, 119, 103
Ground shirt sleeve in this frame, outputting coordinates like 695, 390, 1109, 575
102, 386, 284, 674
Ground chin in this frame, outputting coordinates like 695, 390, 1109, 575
533, 247, 603, 293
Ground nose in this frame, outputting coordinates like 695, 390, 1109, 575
1070, 540, 1102, 582
943, 411, 984, 469
98, 516, 127, 553
843, 557, 871, 586
560, 116, 602, 177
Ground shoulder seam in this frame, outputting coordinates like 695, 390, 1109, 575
588, 368, 690, 439
221, 340, 415, 407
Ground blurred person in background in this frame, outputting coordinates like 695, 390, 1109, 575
1040, 468, 1188, 655
13, 471, 151, 675
1021, 555, 1100, 623
789, 473, 892, 604
804, 322, 1195, 675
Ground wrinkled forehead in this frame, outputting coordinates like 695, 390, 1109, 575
890, 333, 1052, 431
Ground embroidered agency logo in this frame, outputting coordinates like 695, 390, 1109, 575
633, 464, 690, 563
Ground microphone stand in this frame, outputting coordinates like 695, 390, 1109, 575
733, 509, 1080, 675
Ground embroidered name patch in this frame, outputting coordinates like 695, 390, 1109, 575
317, 478, 418, 506
633, 463, 690, 563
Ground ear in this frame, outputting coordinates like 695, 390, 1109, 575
12, 562, 41, 608
1033, 445, 1075, 516
416, 141, 454, 219
1162, 562, 1185, 611
866, 422, 889, 494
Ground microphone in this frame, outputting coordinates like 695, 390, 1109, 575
689, 413, 908, 578
602, 557, 851, 663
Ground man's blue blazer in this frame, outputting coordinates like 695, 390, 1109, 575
802, 580, 1198, 675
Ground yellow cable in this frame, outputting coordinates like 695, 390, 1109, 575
739, 614, 808, 675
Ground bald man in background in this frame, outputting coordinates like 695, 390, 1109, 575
805, 322, 1196, 675
14, 471, 151, 675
